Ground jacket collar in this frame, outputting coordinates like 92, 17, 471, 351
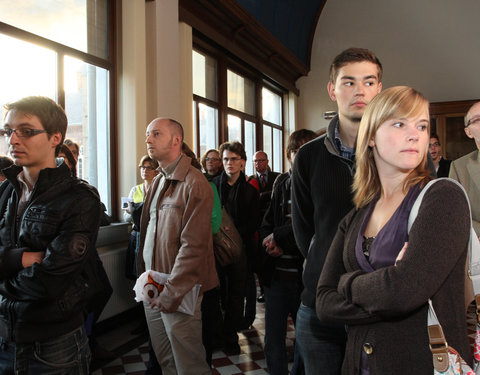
159, 154, 192, 182
324, 115, 340, 156
4, 161, 72, 195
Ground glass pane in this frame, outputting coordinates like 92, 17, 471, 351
227, 114, 241, 142
227, 70, 254, 115
193, 50, 217, 101
273, 127, 282, 172
0, 0, 109, 59
64, 56, 111, 212
0, 34, 57, 155
198, 102, 218, 158
263, 125, 272, 166
244, 121, 256, 176
262, 87, 282, 125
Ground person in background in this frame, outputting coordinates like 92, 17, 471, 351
57, 141, 114, 363
249, 151, 279, 303
182, 141, 223, 367
291, 47, 383, 374
123, 155, 159, 240
449, 101, 480, 238
57, 143, 77, 177
213, 141, 260, 355
201, 148, 223, 181
0, 155, 13, 182
429, 132, 451, 177
64, 138, 79, 161
138, 118, 217, 374
259, 129, 317, 375
0, 96, 103, 374
317, 86, 471, 374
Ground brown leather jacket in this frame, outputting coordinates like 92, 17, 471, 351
137, 155, 218, 312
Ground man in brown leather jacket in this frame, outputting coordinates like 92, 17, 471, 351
137, 118, 218, 375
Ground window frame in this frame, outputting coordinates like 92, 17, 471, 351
0, 3, 118, 218
193, 36, 286, 173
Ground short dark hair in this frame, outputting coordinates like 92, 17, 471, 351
430, 133, 440, 144
4, 96, 67, 154
64, 139, 80, 154
329, 47, 383, 84
167, 118, 184, 142
286, 129, 318, 160
0, 155, 13, 177
56, 144, 77, 177
219, 141, 247, 161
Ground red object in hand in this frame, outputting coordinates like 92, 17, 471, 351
144, 274, 164, 298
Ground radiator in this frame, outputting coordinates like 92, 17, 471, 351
98, 246, 138, 321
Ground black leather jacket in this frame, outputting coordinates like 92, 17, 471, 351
0, 162, 102, 343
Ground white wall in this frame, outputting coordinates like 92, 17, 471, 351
297, 0, 480, 132
118, 0, 193, 205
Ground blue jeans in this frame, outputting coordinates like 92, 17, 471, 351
0, 325, 91, 375
295, 303, 346, 375
264, 279, 301, 375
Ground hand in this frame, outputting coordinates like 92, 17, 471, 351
266, 245, 284, 257
395, 242, 408, 266
22, 251, 45, 268
122, 202, 132, 214
262, 233, 274, 248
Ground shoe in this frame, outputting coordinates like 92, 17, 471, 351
256, 294, 265, 303
224, 342, 241, 355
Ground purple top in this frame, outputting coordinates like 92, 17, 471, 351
355, 183, 421, 375
355, 184, 421, 271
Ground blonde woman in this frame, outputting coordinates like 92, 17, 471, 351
316, 86, 472, 374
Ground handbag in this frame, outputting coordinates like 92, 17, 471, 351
408, 178, 480, 374
212, 207, 243, 266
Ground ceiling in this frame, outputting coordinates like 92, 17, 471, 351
235, 0, 326, 66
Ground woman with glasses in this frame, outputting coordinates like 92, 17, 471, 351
201, 149, 223, 181
123, 155, 159, 279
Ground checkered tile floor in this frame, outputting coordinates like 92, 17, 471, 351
91, 300, 477, 374
92, 300, 296, 375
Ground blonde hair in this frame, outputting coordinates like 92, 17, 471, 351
353, 86, 431, 209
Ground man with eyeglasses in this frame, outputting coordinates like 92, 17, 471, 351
0, 96, 103, 374
429, 132, 451, 177
449, 101, 480, 239
213, 141, 260, 355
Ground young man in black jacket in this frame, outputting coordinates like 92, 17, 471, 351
259, 129, 317, 375
291, 48, 383, 374
213, 141, 260, 355
0, 96, 103, 374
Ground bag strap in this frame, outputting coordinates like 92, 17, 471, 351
427, 299, 450, 372
408, 178, 478, 372
408, 177, 480, 294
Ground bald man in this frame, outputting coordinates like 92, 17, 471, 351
449, 102, 480, 238
137, 118, 218, 374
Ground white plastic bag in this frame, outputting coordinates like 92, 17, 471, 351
133, 270, 201, 315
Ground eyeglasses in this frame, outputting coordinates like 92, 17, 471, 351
1, 128, 48, 138
223, 157, 241, 163
253, 159, 267, 163
466, 117, 480, 127
140, 166, 156, 171
429, 142, 440, 148
205, 157, 220, 162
